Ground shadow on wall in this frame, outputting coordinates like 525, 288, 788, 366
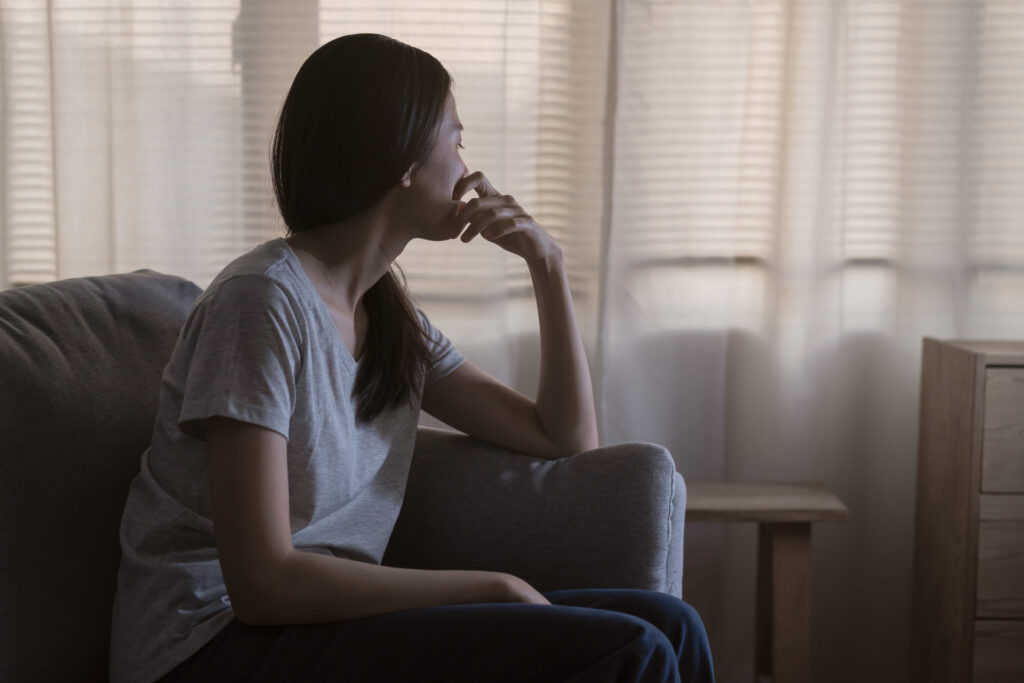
723, 329, 919, 683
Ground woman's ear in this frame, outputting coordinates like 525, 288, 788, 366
399, 166, 414, 188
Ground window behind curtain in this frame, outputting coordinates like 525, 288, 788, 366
2, 0, 1022, 316
0, 0, 608, 299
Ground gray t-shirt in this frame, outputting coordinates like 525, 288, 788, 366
109, 238, 464, 683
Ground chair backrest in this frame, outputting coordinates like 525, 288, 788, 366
0, 271, 201, 682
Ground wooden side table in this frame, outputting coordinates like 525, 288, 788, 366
686, 482, 849, 683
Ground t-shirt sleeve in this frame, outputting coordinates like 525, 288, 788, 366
416, 308, 465, 387
177, 274, 304, 441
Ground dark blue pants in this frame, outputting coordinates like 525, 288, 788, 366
160, 588, 714, 683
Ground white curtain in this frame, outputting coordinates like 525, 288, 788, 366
3, 1, 1024, 681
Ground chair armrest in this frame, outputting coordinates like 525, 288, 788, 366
382, 426, 685, 598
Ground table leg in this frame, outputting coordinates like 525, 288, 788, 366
755, 522, 812, 683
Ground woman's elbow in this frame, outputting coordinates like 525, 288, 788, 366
570, 435, 600, 456
547, 429, 599, 459
223, 578, 272, 625
220, 556, 290, 625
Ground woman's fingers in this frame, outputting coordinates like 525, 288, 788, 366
453, 171, 501, 201
479, 215, 532, 241
451, 195, 515, 234
457, 195, 507, 216
456, 195, 516, 221
449, 171, 553, 258
459, 205, 528, 243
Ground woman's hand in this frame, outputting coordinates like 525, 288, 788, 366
497, 573, 552, 606
451, 171, 561, 264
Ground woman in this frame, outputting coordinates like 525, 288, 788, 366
110, 33, 714, 683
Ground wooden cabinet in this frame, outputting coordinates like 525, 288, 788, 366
912, 339, 1024, 683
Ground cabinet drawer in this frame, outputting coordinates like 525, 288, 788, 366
973, 620, 1024, 683
976, 495, 1024, 618
982, 369, 1024, 493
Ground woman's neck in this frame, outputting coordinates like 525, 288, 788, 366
285, 211, 408, 314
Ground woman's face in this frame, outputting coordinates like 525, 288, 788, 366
398, 91, 469, 241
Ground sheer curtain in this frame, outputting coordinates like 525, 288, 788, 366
3, 1, 1023, 681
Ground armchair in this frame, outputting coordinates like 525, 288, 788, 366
0, 270, 686, 681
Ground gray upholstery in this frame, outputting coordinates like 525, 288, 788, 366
0, 271, 203, 683
384, 428, 685, 597
0, 271, 686, 682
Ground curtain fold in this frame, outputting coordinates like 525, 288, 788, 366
3, 1, 1023, 681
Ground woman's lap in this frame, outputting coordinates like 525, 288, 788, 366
544, 588, 713, 683
161, 588, 713, 683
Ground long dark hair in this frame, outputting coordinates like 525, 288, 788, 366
271, 34, 452, 424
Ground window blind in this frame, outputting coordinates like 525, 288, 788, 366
1, 0, 608, 298
2, 0, 1022, 300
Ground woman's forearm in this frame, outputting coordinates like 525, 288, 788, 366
234, 549, 516, 625
449, 170, 598, 454
527, 248, 599, 454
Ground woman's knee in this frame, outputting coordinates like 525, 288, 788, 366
549, 589, 713, 682
670, 599, 710, 643
620, 597, 714, 683
571, 611, 680, 683
667, 600, 715, 683
551, 589, 709, 650
626, 592, 710, 649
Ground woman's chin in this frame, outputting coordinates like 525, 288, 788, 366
417, 221, 461, 243
408, 201, 466, 242
434, 203, 466, 241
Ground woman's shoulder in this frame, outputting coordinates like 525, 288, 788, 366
206, 238, 291, 287
199, 239, 307, 308
179, 241, 315, 343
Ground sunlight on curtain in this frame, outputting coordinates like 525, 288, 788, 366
604, 2, 1024, 682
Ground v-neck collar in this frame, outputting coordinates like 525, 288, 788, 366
277, 237, 362, 366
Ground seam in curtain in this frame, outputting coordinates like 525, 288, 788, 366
594, 0, 620, 447
0, 7, 7, 287
816, 0, 839, 301
46, 0, 61, 279
104, 3, 117, 277
767, 0, 796, 346
952, 0, 979, 336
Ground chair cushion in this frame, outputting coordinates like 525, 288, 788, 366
0, 270, 201, 682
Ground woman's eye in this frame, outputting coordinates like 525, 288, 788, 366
457, 142, 465, 150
